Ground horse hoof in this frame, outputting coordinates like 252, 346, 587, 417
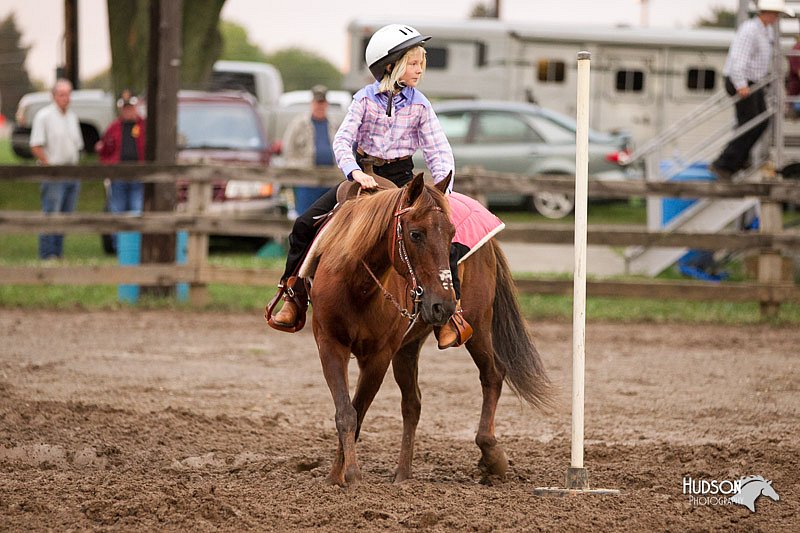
326, 473, 346, 487
393, 469, 412, 483
478, 451, 509, 478
344, 465, 362, 485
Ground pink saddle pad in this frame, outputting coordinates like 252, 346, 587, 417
448, 192, 505, 263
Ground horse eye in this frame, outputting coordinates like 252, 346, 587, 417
409, 230, 424, 243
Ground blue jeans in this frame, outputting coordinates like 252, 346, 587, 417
109, 181, 144, 253
39, 180, 80, 259
109, 181, 144, 213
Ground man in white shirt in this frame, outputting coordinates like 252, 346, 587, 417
710, 0, 794, 181
30, 78, 84, 259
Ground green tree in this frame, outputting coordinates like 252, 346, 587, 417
220, 20, 268, 62
264, 48, 342, 91
219, 21, 342, 91
106, 0, 226, 96
470, 2, 498, 18
695, 6, 736, 28
0, 14, 34, 119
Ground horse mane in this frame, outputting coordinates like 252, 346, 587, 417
314, 184, 448, 274
739, 475, 768, 486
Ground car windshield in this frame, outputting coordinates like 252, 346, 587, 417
178, 103, 264, 150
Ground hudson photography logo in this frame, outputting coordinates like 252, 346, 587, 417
683, 475, 780, 512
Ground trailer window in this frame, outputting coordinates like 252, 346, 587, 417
615, 70, 644, 92
687, 68, 716, 91
426, 47, 448, 69
537, 60, 566, 83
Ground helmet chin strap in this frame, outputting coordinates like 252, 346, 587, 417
385, 80, 406, 117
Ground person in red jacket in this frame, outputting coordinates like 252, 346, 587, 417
95, 90, 146, 216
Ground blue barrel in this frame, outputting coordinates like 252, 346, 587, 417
659, 161, 716, 225
117, 231, 141, 303
116, 231, 190, 303
176, 231, 188, 301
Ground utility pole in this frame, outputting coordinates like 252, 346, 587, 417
639, 0, 649, 27
142, 0, 182, 296
63, 0, 79, 88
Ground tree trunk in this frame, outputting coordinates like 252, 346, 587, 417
106, 0, 226, 96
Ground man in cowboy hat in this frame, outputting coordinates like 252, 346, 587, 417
710, 0, 795, 181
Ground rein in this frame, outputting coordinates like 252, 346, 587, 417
361, 187, 444, 337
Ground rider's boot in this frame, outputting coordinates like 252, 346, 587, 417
437, 299, 473, 349
272, 277, 308, 328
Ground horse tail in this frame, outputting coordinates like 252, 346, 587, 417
490, 240, 553, 410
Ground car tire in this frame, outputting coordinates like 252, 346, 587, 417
532, 192, 575, 219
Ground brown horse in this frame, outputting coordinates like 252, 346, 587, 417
309, 173, 551, 486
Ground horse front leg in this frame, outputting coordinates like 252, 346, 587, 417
318, 340, 360, 487
466, 330, 509, 479
391, 337, 425, 482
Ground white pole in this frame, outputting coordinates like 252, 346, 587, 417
536, 51, 617, 494
571, 51, 591, 478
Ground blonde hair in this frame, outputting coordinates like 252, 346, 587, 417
379, 46, 426, 93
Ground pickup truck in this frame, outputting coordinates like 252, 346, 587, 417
12, 61, 287, 158
209, 60, 285, 144
11, 89, 115, 158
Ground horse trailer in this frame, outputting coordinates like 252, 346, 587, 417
345, 18, 737, 154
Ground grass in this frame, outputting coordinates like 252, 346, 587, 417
1, 138, 797, 324
0, 231, 798, 325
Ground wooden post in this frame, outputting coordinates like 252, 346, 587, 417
758, 198, 784, 318
142, 0, 182, 297
186, 180, 211, 305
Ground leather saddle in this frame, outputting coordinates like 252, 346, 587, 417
265, 170, 398, 333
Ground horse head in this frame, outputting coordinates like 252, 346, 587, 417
731, 476, 780, 513
761, 480, 780, 502
390, 172, 456, 327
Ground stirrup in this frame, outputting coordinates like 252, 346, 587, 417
265, 277, 308, 333
437, 306, 473, 349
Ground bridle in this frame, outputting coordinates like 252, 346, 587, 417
361, 187, 445, 337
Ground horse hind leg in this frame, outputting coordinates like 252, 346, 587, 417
466, 328, 509, 480
391, 337, 425, 482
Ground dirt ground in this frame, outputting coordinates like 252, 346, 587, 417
1, 309, 798, 531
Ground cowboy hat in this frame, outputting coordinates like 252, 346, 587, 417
758, 0, 795, 16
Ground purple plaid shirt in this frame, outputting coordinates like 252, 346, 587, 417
334, 82, 454, 191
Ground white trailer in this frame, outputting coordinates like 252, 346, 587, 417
344, 18, 734, 154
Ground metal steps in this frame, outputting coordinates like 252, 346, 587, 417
624, 196, 758, 276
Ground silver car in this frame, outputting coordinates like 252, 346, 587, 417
415, 100, 637, 218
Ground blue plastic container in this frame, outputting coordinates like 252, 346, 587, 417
176, 231, 188, 301
659, 161, 716, 225
116, 231, 190, 303
659, 161, 728, 281
117, 232, 141, 303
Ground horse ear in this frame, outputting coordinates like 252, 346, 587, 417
406, 172, 426, 205
434, 171, 452, 195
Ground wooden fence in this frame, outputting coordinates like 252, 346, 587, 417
1, 164, 799, 315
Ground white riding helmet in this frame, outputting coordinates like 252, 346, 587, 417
365, 24, 431, 81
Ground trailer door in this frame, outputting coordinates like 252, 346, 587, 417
594, 47, 659, 141
519, 43, 578, 119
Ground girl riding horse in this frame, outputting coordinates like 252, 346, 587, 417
270, 24, 471, 349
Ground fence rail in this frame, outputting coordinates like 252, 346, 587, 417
1, 164, 797, 314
